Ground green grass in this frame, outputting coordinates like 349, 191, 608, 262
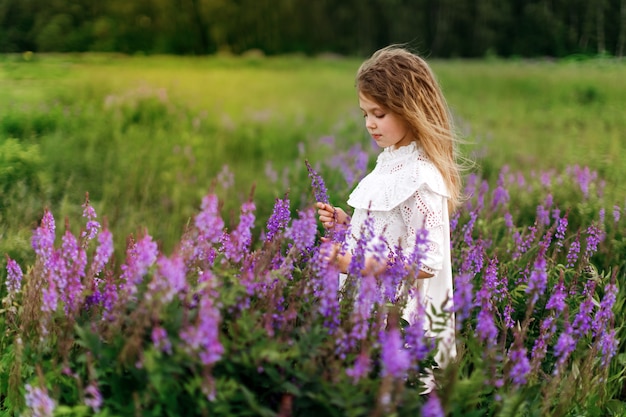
1, 53, 625, 261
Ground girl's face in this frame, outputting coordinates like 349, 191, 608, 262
359, 93, 414, 149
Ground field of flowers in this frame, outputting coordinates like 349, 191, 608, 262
1, 54, 625, 416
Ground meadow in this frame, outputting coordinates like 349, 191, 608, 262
1, 53, 625, 416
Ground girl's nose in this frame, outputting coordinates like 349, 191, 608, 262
365, 118, 376, 130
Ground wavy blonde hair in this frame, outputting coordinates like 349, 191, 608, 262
356, 45, 465, 212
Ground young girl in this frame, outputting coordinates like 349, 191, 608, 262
316, 45, 463, 369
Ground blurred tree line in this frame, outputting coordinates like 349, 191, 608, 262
1, 0, 625, 57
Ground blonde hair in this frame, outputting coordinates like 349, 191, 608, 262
356, 45, 464, 212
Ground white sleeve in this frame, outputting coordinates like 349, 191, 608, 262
400, 186, 446, 273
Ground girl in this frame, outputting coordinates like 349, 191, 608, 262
316, 45, 463, 368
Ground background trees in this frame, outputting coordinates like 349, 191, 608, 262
1, 0, 624, 56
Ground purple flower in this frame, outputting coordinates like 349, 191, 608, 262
568, 165, 597, 198
350, 273, 379, 342
24, 384, 55, 417
613, 205, 621, 223
598, 328, 618, 368
221, 200, 256, 263
152, 325, 173, 354
554, 322, 576, 371
180, 296, 223, 366
421, 392, 445, 417
572, 281, 596, 338
545, 279, 566, 312
90, 228, 113, 277
32, 210, 56, 271
265, 196, 290, 243
101, 273, 118, 321
530, 315, 556, 370
491, 168, 510, 209
508, 342, 530, 386
475, 305, 498, 345
380, 328, 410, 378
5, 257, 23, 298
453, 273, 473, 331
592, 282, 617, 336
120, 234, 159, 296
555, 214, 568, 248
195, 194, 225, 244
584, 223, 603, 259
305, 159, 329, 204
61, 229, 87, 313
217, 164, 234, 189
526, 249, 547, 306
312, 243, 341, 330
566, 235, 580, 267
404, 297, 433, 363
286, 208, 317, 253
346, 352, 371, 383
84, 383, 103, 412
81, 197, 101, 242
148, 254, 187, 304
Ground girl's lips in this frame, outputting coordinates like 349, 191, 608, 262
372, 134, 382, 140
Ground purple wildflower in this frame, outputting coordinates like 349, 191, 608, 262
5, 257, 23, 298
545, 279, 566, 312
475, 304, 498, 346
24, 384, 55, 417
120, 234, 159, 296
421, 392, 445, 417
572, 281, 596, 338
380, 328, 410, 378
221, 200, 256, 263
346, 352, 371, 383
555, 214, 568, 248
195, 194, 225, 244
530, 315, 556, 370
101, 273, 118, 321
89, 228, 113, 279
305, 159, 329, 204
598, 328, 618, 368
451, 272, 472, 330
592, 282, 617, 336
525, 249, 547, 306
504, 212, 514, 231
265, 196, 290, 243
217, 164, 234, 189
84, 383, 103, 413
60, 229, 87, 313
148, 254, 187, 304
613, 205, 621, 223
491, 168, 510, 209
536, 201, 551, 227
350, 273, 379, 342
286, 208, 317, 253
566, 235, 580, 267
553, 322, 576, 371
508, 339, 531, 386
32, 210, 56, 271
180, 295, 223, 366
151, 325, 173, 355
404, 296, 433, 363
312, 243, 341, 330
584, 223, 603, 259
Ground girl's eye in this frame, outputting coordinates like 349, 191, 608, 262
375, 114, 385, 118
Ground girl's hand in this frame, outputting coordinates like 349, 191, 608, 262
316, 202, 350, 229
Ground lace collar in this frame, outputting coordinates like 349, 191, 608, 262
347, 141, 449, 211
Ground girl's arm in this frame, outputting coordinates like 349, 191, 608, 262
316, 202, 350, 229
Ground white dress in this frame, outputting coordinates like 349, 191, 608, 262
344, 141, 456, 365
